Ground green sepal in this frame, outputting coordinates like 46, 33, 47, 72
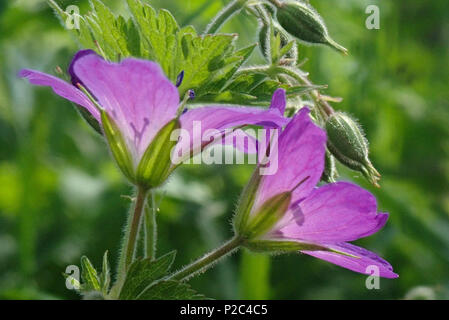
242, 192, 292, 240
80, 256, 101, 292
101, 110, 136, 182
75, 104, 103, 135
233, 169, 262, 235
136, 119, 180, 189
245, 240, 328, 253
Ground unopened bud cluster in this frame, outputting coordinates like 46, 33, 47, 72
325, 112, 381, 187
275, 1, 348, 54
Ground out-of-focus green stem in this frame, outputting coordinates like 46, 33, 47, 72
267, 0, 283, 8
204, 0, 249, 34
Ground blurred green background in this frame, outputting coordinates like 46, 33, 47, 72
1, 0, 448, 299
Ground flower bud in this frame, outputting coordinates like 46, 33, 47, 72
325, 112, 381, 187
258, 22, 297, 63
276, 1, 348, 54
237, 191, 292, 240
321, 150, 338, 183
136, 119, 180, 189
101, 110, 135, 182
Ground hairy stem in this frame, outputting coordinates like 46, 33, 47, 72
111, 187, 148, 297
125, 187, 147, 267
204, 0, 249, 34
276, 66, 334, 117
168, 236, 244, 281
267, 0, 283, 8
144, 191, 157, 260
117, 187, 148, 280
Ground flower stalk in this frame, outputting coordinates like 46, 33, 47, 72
204, 0, 249, 34
168, 236, 244, 281
144, 191, 158, 260
116, 186, 148, 283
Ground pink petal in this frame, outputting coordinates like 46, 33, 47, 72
175, 106, 288, 158
269, 88, 286, 115
253, 108, 327, 211
279, 182, 389, 242
18, 69, 100, 121
301, 242, 398, 278
70, 52, 179, 159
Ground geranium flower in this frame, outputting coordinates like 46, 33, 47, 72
234, 107, 398, 278
19, 50, 288, 188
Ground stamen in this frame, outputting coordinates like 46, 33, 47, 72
176, 89, 196, 116
291, 176, 310, 193
55, 65, 70, 82
94, 40, 108, 61
76, 83, 103, 112
55, 66, 63, 75
176, 70, 185, 87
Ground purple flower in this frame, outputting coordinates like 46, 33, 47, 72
19, 50, 287, 186
235, 108, 398, 279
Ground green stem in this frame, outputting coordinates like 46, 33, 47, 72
204, 0, 249, 34
267, 0, 283, 8
117, 187, 148, 282
125, 187, 147, 268
169, 236, 244, 281
112, 187, 148, 297
144, 191, 157, 260
275, 66, 334, 117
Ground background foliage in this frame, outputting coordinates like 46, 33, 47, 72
0, 0, 448, 299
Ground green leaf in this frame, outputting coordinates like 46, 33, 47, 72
177, 33, 238, 97
125, 18, 141, 56
100, 251, 111, 295
127, 0, 180, 77
80, 256, 101, 291
48, 0, 299, 105
204, 44, 257, 94
119, 251, 176, 300
89, 0, 130, 59
278, 40, 295, 60
137, 280, 206, 300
